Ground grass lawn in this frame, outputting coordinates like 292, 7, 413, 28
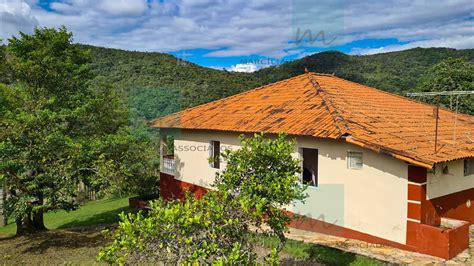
0, 197, 131, 238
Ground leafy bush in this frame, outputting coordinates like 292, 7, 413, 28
99, 133, 306, 264
215, 133, 307, 252
98, 192, 260, 265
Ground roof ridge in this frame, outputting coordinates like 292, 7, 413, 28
151, 73, 308, 125
306, 72, 350, 137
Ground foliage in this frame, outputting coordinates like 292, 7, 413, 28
128, 86, 182, 127
255, 48, 474, 96
414, 57, 474, 114
98, 192, 259, 265
0, 43, 13, 84
0, 27, 158, 234
214, 133, 306, 252
99, 133, 305, 264
87, 126, 160, 197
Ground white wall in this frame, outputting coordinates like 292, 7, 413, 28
427, 159, 474, 199
168, 130, 408, 244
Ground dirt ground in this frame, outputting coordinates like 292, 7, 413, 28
0, 225, 114, 265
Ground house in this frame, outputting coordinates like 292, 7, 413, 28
151, 72, 474, 260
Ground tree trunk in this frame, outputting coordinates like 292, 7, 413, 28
16, 195, 47, 235
32, 195, 46, 231
16, 214, 35, 236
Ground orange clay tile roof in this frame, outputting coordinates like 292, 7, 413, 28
151, 72, 474, 168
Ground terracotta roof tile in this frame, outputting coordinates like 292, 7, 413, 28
151, 73, 474, 168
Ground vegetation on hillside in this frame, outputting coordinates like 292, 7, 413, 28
81, 45, 474, 120
3, 40, 473, 121
413, 57, 474, 114
254, 48, 474, 94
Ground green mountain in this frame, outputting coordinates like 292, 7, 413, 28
254, 48, 474, 93
85, 45, 263, 121
83, 46, 474, 120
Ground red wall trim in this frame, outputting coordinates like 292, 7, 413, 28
407, 202, 422, 221
406, 165, 470, 259
408, 184, 423, 201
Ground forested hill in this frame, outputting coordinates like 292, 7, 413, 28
254, 48, 474, 94
83, 45, 473, 120
84, 45, 263, 121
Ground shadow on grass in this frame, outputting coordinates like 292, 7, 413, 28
57, 206, 132, 230
17, 229, 107, 254
305, 244, 359, 265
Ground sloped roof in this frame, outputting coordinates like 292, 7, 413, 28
151, 72, 474, 168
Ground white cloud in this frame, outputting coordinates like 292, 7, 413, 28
229, 63, 258, 73
96, 0, 148, 16
351, 35, 474, 55
0, 0, 472, 58
49, 0, 148, 16
0, 0, 38, 40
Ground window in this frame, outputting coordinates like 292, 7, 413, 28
464, 159, 474, 176
210, 140, 220, 169
301, 148, 318, 187
347, 151, 363, 169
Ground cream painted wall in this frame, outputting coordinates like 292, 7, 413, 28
171, 130, 242, 187
427, 159, 474, 199
166, 130, 408, 244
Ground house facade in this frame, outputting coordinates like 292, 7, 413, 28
152, 73, 474, 259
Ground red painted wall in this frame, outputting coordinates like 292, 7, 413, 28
431, 188, 474, 224
160, 172, 208, 200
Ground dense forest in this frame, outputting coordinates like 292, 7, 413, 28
82, 45, 474, 120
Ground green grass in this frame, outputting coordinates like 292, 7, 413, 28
253, 234, 386, 266
0, 197, 131, 238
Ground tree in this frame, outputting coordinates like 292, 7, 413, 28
98, 133, 304, 264
415, 57, 474, 115
88, 126, 160, 197
0, 27, 158, 234
214, 133, 307, 252
98, 192, 264, 265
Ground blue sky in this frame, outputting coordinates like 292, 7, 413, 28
1, 0, 473, 71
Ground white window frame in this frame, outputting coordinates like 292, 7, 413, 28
347, 151, 363, 170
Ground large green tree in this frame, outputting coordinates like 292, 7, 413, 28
0, 27, 158, 234
415, 57, 474, 115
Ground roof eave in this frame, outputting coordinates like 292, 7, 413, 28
345, 137, 434, 169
